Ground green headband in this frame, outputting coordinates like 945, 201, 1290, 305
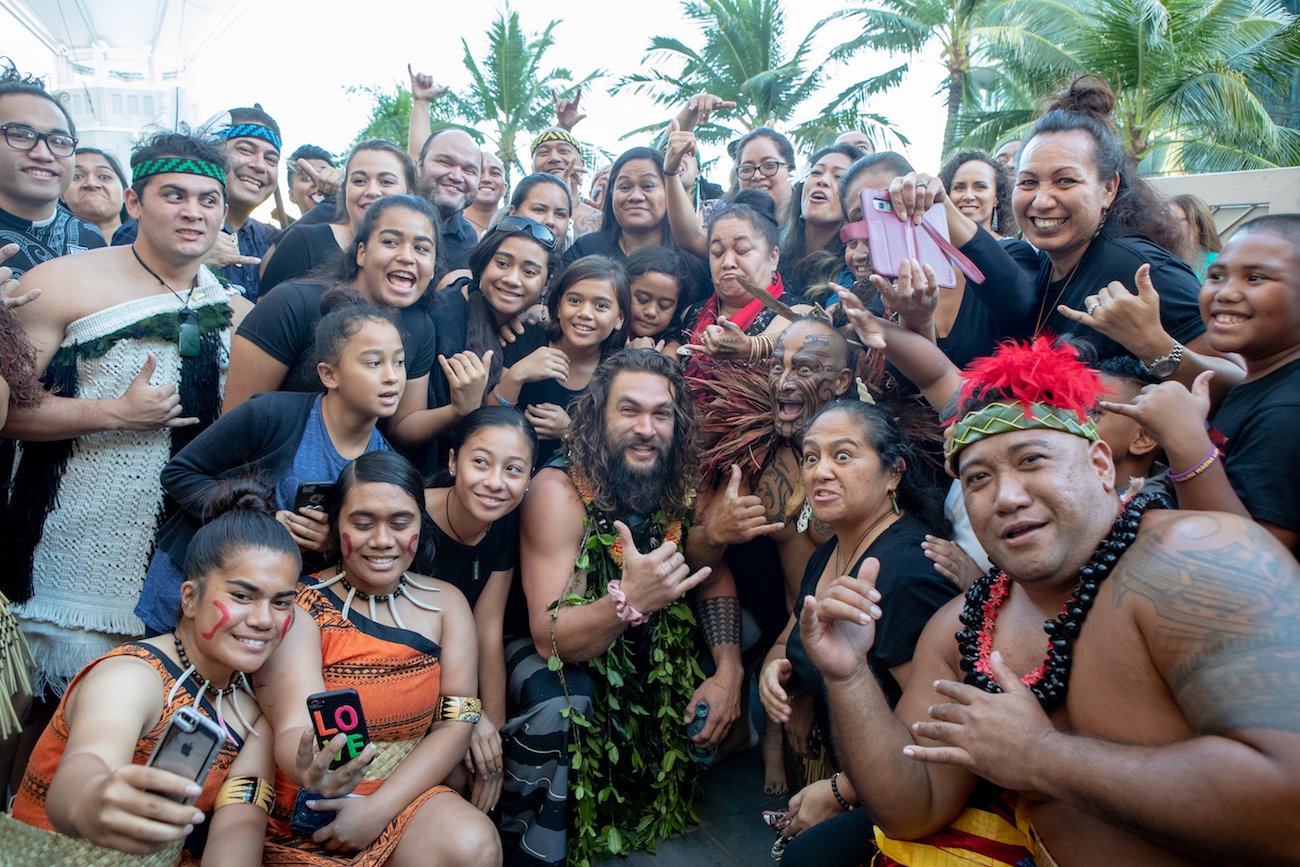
946, 401, 1098, 470
132, 157, 227, 186
531, 128, 580, 155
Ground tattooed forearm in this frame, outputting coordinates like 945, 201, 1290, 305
1111, 513, 1300, 735
695, 596, 740, 647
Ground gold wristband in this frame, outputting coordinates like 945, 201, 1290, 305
215, 775, 274, 813
434, 695, 483, 723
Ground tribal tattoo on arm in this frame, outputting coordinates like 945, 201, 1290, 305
1111, 513, 1300, 736
694, 596, 741, 647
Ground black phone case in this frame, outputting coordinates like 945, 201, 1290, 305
307, 688, 370, 771
289, 788, 335, 837
146, 706, 225, 804
294, 481, 336, 512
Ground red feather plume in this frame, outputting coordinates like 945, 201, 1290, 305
956, 337, 1103, 420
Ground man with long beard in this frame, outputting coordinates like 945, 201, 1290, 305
497, 348, 742, 867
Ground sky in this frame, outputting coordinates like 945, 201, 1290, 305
3, 0, 949, 186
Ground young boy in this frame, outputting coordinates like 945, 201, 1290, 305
1100, 214, 1300, 554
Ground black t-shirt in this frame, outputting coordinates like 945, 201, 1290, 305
296, 196, 337, 226
441, 211, 477, 272
415, 501, 519, 610
936, 237, 1039, 370
235, 278, 437, 393
259, 222, 343, 299
503, 323, 582, 467
960, 224, 1205, 361
786, 515, 958, 747
1208, 357, 1300, 533
563, 231, 712, 299
0, 202, 104, 278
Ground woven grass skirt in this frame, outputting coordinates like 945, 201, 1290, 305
0, 812, 183, 866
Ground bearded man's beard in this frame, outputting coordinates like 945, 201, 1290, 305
607, 437, 671, 516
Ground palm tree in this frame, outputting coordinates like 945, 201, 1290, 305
349, 84, 476, 151
452, 4, 600, 183
824, 0, 1018, 157
613, 0, 836, 145
973, 0, 1300, 172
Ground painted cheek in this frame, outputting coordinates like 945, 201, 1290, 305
406, 535, 420, 558
342, 532, 353, 558
280, 612, 293, 640
201, 600, 231, 641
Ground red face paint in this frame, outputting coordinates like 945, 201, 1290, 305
201, 600, 231, 641
406, 534, 420, 557
342, 532, 353, 558
280, 612, 293, 640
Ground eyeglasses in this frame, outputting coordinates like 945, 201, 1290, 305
2, 124, 78, 158
738, 160, 788, 180
497, 214, 557, 250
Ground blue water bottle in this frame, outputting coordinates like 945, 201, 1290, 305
686, 700, 717, 764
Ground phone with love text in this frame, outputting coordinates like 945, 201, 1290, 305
307, 688, 371, 771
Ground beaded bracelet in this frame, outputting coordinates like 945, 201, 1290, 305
1169, 446, 1220, 484
215, 775, 274, 813
606, 579, 648, 626
830, 772, 853, 811
492, 386, 516, 408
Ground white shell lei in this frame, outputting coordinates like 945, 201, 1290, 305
307, 571, 441, 631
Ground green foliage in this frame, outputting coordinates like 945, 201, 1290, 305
613, 0, 843, 144
348, 83, 477, 153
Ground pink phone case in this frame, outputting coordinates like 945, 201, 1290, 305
859, 188, 958, 289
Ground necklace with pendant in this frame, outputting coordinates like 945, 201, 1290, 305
132, 245, 200, 357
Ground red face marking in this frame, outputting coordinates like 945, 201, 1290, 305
406, 534, 420, 557
342, 532, 353, 558
201, 600, 231, 641
280, 611, 293, 640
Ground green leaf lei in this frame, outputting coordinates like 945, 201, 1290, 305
550, 468, 704, 866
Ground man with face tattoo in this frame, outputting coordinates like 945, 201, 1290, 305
497, 348, 742, 867
686, 315, 855, 794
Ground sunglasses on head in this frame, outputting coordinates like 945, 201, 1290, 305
497, 215, 557, 250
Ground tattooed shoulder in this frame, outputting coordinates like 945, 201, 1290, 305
1110, 511, 1300, 735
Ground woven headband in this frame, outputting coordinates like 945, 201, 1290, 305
132, 157, 227, 186
218, 122, 282, 150
531, 128, 580, 154
946, 400, 1098, 470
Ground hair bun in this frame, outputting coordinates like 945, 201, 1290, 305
729, 188, 778, 228
1043, 74, 1117, 125
319, 285, 368, 315
202, 478, 277, 522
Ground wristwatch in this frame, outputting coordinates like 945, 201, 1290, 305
1144, 341, 1184, 378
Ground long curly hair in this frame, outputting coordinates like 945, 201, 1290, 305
0, 304, 43, 407
938, 149, 1016, 237
565, 348, 699, 522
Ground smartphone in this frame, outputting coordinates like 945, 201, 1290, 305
294, 481, 335, 513
859, 188, 959, 289
307, 688, 370, 771
146, 706, 225, 804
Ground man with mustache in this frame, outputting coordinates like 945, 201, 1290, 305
498, 348, 742, 866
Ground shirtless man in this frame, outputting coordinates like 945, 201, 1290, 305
5, 132, 251, 706
800, 337, 1300, 864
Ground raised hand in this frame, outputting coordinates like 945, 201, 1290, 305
295, 158, 343, 197
1058, 263, 1167, 356
111, 352, 198, 431
408, 64, 450, 102
294, 728, 376, 799
700, 314, 749, 358
704, 464, 784, 546
523, 402, 571, 439
798, 557, 883, 683
838, 290, 888, 351
887, 171, 946, 226
508, 345, 570, 385
553, 88, 587, 131
615, 520, 712, 616
441, 349, 492, 416
681, 93, 737, 130
663, 119, 698, 176
202, 230, 261, 269
871, 258, 940, 336
1098, 370, 1214, 458
0, 242, 40, 308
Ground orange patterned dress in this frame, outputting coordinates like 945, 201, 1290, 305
0, 642, 240, 866
261, 583, 456, 866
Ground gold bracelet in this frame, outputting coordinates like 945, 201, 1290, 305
435, 695, 483, 723
215, 775, 274, 813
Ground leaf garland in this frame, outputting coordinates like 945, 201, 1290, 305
550, 465, 702, 866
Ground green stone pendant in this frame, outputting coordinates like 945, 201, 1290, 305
178, 310, 200, 358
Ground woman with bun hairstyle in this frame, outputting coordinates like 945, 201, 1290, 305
419, 407, 538, 814
228, 194, 479, 454
490, 255, 631, 465
259, 141, 418, 297
137, 304, 405, 636
0, 482, 301, 866
254, 451, 498, 866
886, 75, 1241, 392
680, 190, 812, 374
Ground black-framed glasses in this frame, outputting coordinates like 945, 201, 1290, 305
2, 124, 78, 158
496, 214, 557, 250
738, 160, 787, 180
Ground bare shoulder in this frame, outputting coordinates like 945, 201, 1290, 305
523, 466, 584, 521
1111, 509, 1300, 735
227, 292, 254, 328
408, 571, 471, 614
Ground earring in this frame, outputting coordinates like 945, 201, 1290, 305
890, 492, 901, 516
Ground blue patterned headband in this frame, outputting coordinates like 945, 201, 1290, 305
218, 123, 281, 151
